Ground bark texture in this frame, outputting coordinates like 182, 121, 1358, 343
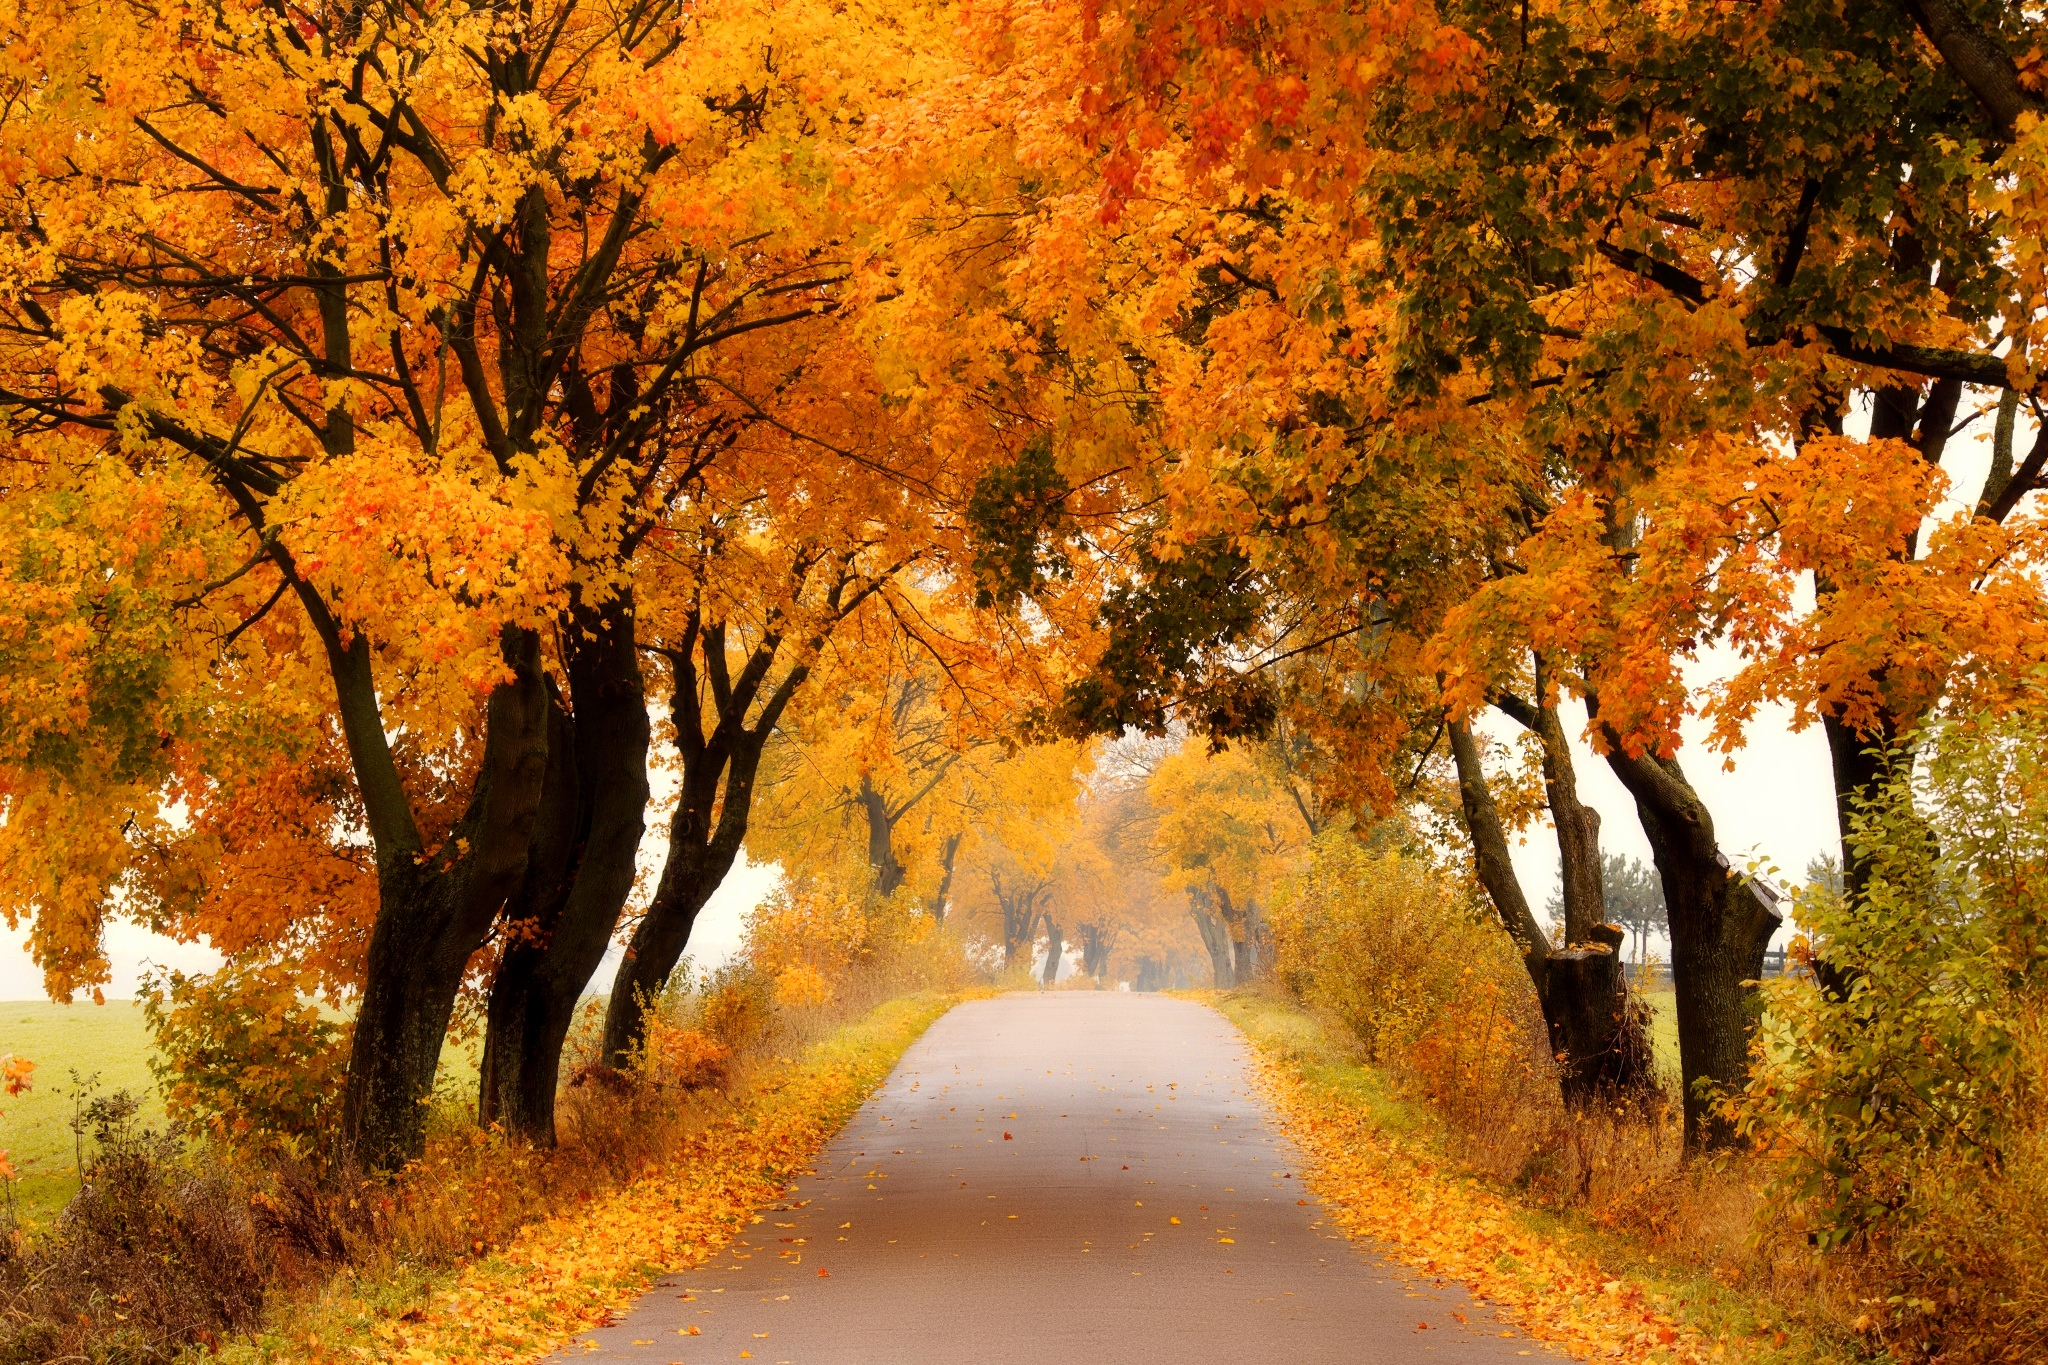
479, 593, 651, 1144
1595, 721, 1781, 1148
600, 614, 812, 1066
1449, 716, 1653, 1112
338, 626, 552, 1169
1188, 886, 1236, 988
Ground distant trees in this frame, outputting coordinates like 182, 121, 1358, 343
1549, 853, 1666, 964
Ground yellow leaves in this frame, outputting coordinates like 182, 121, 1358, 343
274, 442, 573, 706
293, 993, 954, 1365
1244, 1035, 1707, 1363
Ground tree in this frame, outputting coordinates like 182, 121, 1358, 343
1147, 741, 1310, 986
750, 614, 1043, 907
0, 0, 990, 1159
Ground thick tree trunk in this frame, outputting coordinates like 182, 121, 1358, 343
479, 689, 579, 1138
599, 611, 815, 1067
859, 775, 907, 896
930, 832, 963, 924
1040, 915, 1064, 986
480, 593, 651, 1144
1488, 685, 1657, 1102
1188, 887, 1236, 988
602, 819, 751, 1066
1077, 923, 1111, 982
1449, 718, 1653, 1109
1596, 727, 1780, 1148
996, 876, 1040, 970
339, 626, 552, 1170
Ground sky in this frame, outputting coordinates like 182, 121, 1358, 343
0, 397, 2018, 999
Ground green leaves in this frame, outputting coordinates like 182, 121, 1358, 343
964, 435, 1072, 609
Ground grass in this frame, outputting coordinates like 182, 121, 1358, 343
1212, 989, 1855, 1365
0, 1000, 161, 1222
1, 1000, 486, 1225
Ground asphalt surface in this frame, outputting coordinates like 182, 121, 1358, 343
549, 992, 1550, 1363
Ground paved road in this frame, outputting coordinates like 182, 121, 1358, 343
553, 993, 1547, 1363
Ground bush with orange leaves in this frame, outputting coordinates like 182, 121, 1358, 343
0, 1053, 31, 1187
741, 877, 967, 1023
1269, 826, 1553, 1127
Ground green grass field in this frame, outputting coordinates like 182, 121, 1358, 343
1, 1000, 162, 1222
0, 999, 494, 1225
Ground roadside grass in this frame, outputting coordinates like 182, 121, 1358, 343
1213, 989, 1857, 1365
212, 989, 963, 1365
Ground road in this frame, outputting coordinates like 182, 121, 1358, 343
550, 992, 1549, 1363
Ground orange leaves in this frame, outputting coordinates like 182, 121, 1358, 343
296, 994, 954, 1365
1246, 1043, 1711, 1364
0, 1053, 28, 1182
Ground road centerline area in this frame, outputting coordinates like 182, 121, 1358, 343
551, 993, 1548, 1363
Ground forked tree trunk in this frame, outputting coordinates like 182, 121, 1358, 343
1488, 684, 1656, 1104
338, 626, 552, 1170
1040, 915, 1064, 986
859, 775, 908, 896
1188, 887, 1235, 988
1077, 922, 1112, 982
995, 875, 1041, 970
480, 593, 651, 1144
600, 614, 814, 1067
1448, 717, 1653, 1113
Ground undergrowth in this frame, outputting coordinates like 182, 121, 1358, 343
0, 914, 975, 1365
1217, 988, 1859, 1365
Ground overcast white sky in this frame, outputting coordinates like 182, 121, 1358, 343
0, 396, 2018, 998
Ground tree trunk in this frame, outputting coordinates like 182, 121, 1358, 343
1039, 914, 1063, 986
480, 592, 651, 1145
602, 801, 753, 1066
479, 688, 579, 1139
1077, 923, 1112, 982
1449, 718, 1653, 1110
1188, 887, 1235, 987
859, 774, 907, 896
1238, 896, 1265, 981
1595, 723, 1781, 1148
599, 612, 815, 1067
339, 626, 552, 1170
996, 875, 1040, 970
930, 832, 963, 924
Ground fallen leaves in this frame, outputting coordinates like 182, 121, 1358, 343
260, 994, 957, 1364
1242, 1031, 1714, 1364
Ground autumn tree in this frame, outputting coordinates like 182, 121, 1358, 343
1146, 740, 1310, 986
0, 0, 999, 1159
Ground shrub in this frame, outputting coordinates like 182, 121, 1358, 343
0, 1090, 266, 1365
1732, 715, 2048, 1362
141, 960, 349, 1163
1269, 826, 1550, 1126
